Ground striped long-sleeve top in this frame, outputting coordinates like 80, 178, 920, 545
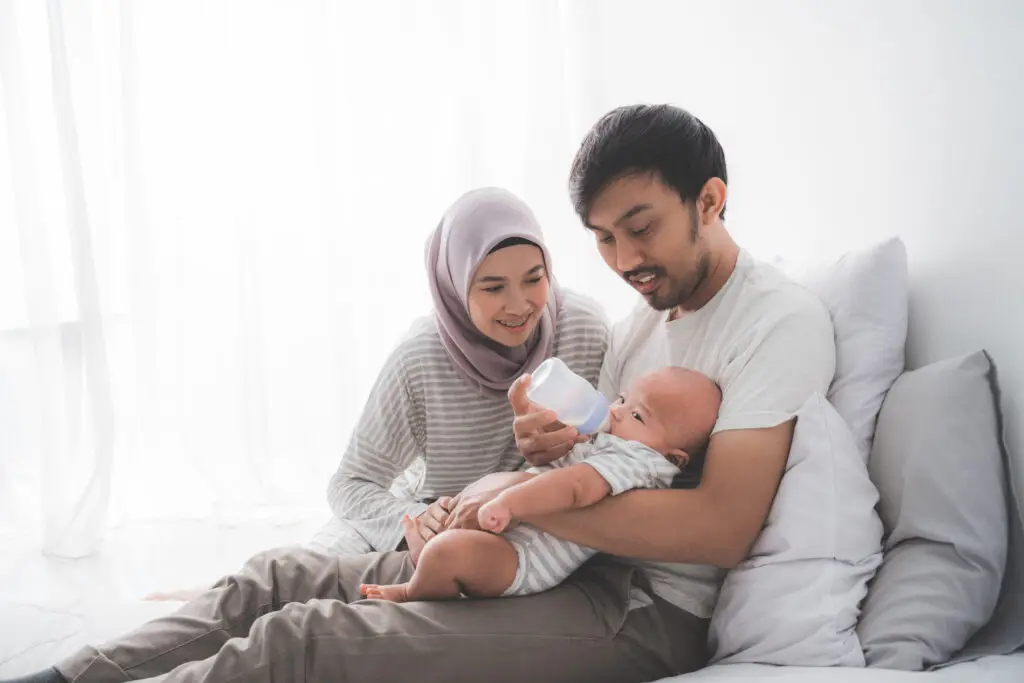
325, 289, 609, 552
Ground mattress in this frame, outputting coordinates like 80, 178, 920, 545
1, 598, 1021, 682
2, 523, 1021, 682
668, 653, 1024, 681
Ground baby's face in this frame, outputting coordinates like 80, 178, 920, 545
608, 367, 721, 466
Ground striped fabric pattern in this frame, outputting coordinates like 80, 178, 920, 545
501, 433, 679, 596
325, 290, 609, 553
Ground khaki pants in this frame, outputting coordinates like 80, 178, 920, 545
58, 547, 708, 683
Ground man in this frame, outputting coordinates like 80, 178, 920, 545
5, 105, 834, 683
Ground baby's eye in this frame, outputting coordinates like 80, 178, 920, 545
615, 395, 625, 404
631, 411, 644, 424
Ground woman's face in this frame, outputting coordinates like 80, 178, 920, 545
467, 244, 550, 347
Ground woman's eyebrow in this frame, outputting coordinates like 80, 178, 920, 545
526, 265, 545, 275
475, 274, 508, 283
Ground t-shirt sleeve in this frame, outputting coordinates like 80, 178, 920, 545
713, 300, 836, 433
582, 437, 680, 495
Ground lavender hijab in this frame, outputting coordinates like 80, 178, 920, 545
425, 188, 562, 397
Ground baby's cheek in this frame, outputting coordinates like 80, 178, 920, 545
610, 421, 636, 441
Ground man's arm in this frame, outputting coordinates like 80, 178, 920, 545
524, 421, 794, 569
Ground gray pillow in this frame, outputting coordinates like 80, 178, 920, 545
857, 351, 1010, 670
943, 356, 1024, 667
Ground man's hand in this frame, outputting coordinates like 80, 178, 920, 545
417, 497, 452, 541
508, 374, 586, 466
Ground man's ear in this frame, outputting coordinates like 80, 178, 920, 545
667, 448, 690, 470
696, 177, 727, 225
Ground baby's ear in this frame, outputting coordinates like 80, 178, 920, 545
667, 448, 690, 469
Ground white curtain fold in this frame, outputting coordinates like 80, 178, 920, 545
0, 0, 633, 556
1, 0, 1016, 560
44, 0, 116, 557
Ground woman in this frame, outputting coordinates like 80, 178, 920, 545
309, 186, 608, 556
146, 186, 606, 602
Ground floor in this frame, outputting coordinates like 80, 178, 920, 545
0, 518, 323, 675
3, 522, 1024, 682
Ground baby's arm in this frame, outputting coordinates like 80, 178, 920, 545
478, 463, 611, 533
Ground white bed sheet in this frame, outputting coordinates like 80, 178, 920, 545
667, 653, 1024, 682
2, 522, 1021, 682
2, 597, 1021, 682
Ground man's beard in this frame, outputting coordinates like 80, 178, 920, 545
648, 250, 711, 312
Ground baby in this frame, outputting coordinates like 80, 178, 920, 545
360, 366, 722, 602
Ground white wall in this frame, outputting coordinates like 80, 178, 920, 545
2, 0, 1020, 534
566, 0, 1024, 482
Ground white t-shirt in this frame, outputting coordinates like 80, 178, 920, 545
600, 249, 836, 618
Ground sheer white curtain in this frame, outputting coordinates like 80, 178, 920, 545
0, 0, 638, 557
3, 0, 975, 557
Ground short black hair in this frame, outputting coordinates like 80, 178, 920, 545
670, 378, 722, 490
670, 435, 711, 491
569, 104, 727, 221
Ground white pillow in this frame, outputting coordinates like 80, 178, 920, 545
709, 393, 884, 666
776, 238, 908, 458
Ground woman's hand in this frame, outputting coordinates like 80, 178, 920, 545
508, 374, 586, 466
417, 497, 452, 541
442, 489, 499, 532
442, 471, 535, 531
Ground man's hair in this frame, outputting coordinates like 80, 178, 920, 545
569, 104, 728, 222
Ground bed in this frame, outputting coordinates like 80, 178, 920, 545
1, 238, 1022, 682
1, 589, 1022, 682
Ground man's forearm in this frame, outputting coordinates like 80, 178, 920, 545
524, 487, 745, 568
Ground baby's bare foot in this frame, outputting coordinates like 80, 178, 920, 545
478, 500, 512, 533
361, 583, 411, 602
402, 515, 427, 565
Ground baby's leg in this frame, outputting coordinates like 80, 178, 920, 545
361, 529, 517, 602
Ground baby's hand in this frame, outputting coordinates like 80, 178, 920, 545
477, 500, 513, 533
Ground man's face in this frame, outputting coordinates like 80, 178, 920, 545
585, 173, 710, 312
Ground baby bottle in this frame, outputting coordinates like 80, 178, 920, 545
525, 357, 611, 435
